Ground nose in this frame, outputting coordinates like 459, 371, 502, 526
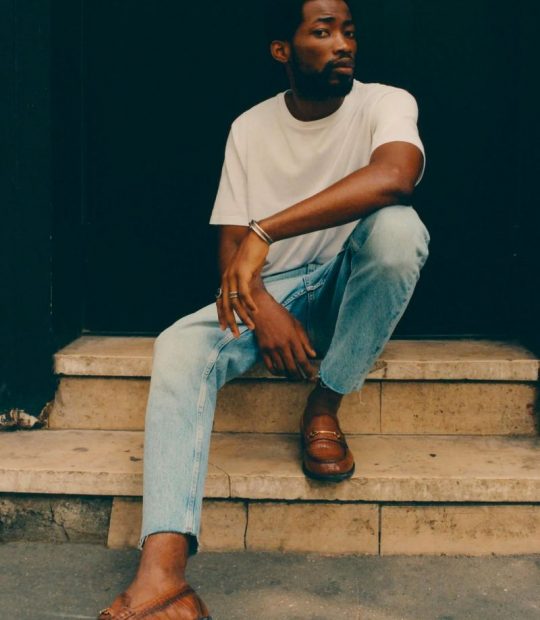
334, 31, 355, 55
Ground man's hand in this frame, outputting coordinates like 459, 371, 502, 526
250, 290, 317, 381
220, 230, 270, 336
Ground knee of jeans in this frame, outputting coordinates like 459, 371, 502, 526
153, 325, 175, 358
153, 319, 219, 382
152, 323, 196, 376
353, 205, 430, 273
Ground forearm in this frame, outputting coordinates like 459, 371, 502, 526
260, 157, 416, 243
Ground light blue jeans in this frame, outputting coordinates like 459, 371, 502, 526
140, 205, 430, 553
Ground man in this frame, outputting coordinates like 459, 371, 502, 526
99, 0, 430, 618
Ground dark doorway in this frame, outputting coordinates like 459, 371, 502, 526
81, 0, 522, 337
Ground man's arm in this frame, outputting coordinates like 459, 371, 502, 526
217, 225, 317, 379
259, 142, 423, 241
219, 141, 424, 334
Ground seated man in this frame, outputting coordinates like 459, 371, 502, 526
99, 0, 430, 618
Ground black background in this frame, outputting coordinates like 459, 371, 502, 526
82, 0, 527, 335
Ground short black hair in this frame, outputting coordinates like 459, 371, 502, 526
264, 0, 306, 45
264, 0, 353, 46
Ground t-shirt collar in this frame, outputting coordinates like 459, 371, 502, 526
277, 80, 359, 130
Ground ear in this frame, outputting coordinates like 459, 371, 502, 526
270, 40, 291, 64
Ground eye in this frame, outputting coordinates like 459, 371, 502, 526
312, 29, 330, 38
345, 30, 356, 39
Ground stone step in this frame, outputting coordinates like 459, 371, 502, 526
54, 336, 540, 381
1, 429, 539, 556
106, 498, 540, 556
2, 430, 539, 501
50, 337, 539, 435
50, 375, 539, 435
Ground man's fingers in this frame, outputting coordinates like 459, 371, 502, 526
271, 352, 285, 376
223, 276, 241, 337
281, 347, 302, 380
263, 353, 280, 376
216, 297, 226, 331
296, 323, 317, 358
238, 271, 258, 314
231, 298, 255, 330
220, 279, 230, 330
292, 341, 316, 381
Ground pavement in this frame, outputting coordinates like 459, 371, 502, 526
1, 543, 539, 620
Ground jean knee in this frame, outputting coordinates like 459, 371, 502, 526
151, 322, 204, 381
153, 325, 178, 366
353, 205, 430, 272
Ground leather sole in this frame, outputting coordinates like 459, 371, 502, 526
97, 583, 212, 619
302, 460, 355, 482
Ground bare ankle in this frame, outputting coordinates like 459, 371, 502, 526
306, 381, 343, 417
137, 532, 192, 580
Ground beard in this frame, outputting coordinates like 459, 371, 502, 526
289, 48, 354, 101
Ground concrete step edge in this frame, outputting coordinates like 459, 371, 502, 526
1, 430, 539, 503
54, 336, 540, 381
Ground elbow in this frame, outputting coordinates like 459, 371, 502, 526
385, 166, 416, 202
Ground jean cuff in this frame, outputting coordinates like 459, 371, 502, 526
138, 530, 199, 557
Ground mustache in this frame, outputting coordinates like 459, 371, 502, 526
327, 58, 355, 70
308, 57, 355, 79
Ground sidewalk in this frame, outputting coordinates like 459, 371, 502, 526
1, 543, 539, 619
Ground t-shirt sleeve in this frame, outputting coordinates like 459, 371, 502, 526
370, 88, 426, 186
209, 121, 249, 226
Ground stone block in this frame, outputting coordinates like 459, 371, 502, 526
51, 377, 380, 434
215, 380, 380, 434
55, 336, 539, 380
107, 497, 142, 549
209, 433, 540, 503
107, 498, 247, 551
199, 500, 247, 551
0, 430, 228, 497
381, 382, 538, 435
54, 336, 155, 377
246, 502, 379, 554
0, 494, 110, 543
50, 377, 149, 430
381, 505, 540, 555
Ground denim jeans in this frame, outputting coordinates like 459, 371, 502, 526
139, 204, 430, 552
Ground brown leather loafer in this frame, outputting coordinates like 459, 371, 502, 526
97, 583, 212, 619
300, 412, 355, 482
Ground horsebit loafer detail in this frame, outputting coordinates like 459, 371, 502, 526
300, 413, 355, 482
97, 583, 212, 620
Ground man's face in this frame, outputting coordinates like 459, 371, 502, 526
289, 0, 357, 100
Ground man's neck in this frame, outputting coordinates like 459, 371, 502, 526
285, 90, 345, 122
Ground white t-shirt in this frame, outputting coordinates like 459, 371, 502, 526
209, 80, 425, 276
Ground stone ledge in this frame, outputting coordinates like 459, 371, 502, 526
3, 494, 540, 556
1, 430, 539, 503
49, 376, 538, 435
54, 336, 539, 381
381, 505, 540, 555
0, 493, 111, 543
107, 497, 247, 552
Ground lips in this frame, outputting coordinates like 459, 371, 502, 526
332, 60, 355, 69
332, 65, 354, 75
331, 61, 355, 74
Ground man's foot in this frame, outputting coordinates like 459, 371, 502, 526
97, 533, 211, 619
300, 382, 355, 482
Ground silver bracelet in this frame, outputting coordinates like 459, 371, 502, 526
249, 219, 274, 245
